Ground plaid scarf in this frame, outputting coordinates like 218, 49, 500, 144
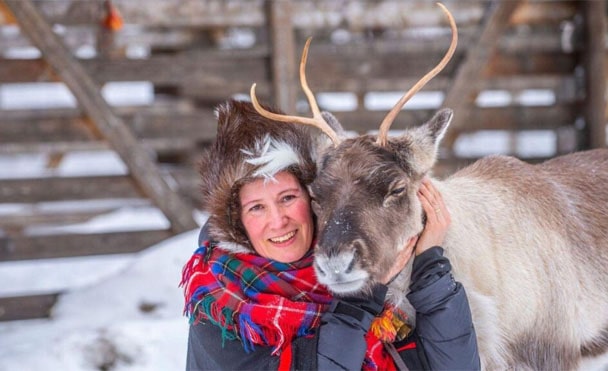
181, 240, 396, 370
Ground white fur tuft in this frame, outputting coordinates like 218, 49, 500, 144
241, 135, 301, 181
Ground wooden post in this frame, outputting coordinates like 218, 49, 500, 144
442, 1, 520, 150
582, 1, 607, 149
267, 0, 297, 113
3, 0, 198, 233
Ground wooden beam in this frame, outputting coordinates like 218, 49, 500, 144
442, 1, 521, 147
3, 1, 575, 29
329, 105, 578, 134
582, 1, 607, 148
0, 293, 59, 321
0, 201, 150, 229
0, 176, 142, 203
267, 0, 297, 113
0, 229, 173, 261
0, 31, 580, 85
3, 0, 197, 232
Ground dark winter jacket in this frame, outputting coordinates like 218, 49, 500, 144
185, 227, 480, 370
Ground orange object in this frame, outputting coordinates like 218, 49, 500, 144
103, 0, 123, 31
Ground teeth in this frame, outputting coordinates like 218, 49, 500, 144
270, 231, 296, 243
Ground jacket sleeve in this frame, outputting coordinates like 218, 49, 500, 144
406, 246, 481, 371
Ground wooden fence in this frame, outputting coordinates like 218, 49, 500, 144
0, 0, 606, 321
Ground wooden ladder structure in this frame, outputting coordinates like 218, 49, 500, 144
0, 0, 198, 320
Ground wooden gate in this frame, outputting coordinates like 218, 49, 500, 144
0, 0, 605, 321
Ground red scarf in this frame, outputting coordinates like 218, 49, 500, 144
181, 241, 396, 370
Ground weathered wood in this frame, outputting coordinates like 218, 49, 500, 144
0, 106, 216, 139
330, 105, 578, 134
4, 0, 197, 232
0, 29, 579, 84
2, 0, 576, 29
0, 229, 173, 261
0, 102, 579, 156
0, 293, 59, 321
582, 1, 607, 148
268, 0, 296, 113
442, 1, 521, 147
0, 204, 149, 229
0, 176, 142, 203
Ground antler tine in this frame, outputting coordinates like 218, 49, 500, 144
376, 2, 458, 146
250, 37, 341, 145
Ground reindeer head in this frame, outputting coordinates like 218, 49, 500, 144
250, 4, 457, 296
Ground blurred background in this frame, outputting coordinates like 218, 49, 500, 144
0, 0, 607, 369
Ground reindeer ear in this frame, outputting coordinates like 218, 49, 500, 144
309, 111, 348, 165
321, 111, 348, 139
396, 108, 453, 175
425, 108, 453, 144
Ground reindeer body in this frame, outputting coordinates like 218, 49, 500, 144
248, 4, 608, 368
309, 129, 608, 370
435, 150, 608, 369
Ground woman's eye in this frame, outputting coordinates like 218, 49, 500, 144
282, 194, 297, 203
390, 187, 405, 196
248, 204, 263, 213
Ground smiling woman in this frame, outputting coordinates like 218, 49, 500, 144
180, 99, 480, 370
239, 171, 313, 263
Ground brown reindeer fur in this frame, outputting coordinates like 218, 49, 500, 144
309, 109, 608, 370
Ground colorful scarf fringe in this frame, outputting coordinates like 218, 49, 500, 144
181, 240, 400, 370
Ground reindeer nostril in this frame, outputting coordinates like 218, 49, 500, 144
345, 255, 355, 273
314, 262, 326, 277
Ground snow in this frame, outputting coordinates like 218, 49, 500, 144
0, 138, 203, 370
0, 227, 200, 371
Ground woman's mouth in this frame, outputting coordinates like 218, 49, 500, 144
269, 230, 296, 243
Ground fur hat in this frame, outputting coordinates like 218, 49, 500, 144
199, 100, 317, 254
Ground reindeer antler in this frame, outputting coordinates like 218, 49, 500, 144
250, 38, 341, 146
376, 3, 458, 146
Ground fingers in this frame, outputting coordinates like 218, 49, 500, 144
415, 177, 451, 255
418, 177, 450, 222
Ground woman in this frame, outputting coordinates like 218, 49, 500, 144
181, 100, 479, 370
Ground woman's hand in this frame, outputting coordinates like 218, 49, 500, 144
416, 177, 451, 255
379, 178, 451, 284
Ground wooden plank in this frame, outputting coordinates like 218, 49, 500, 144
0, 103, 580, 156
8, 1, 576, 29
0, 209, 118, 228
331, 105, 578, 134
0, 106, 217, 141
0, 29, 579, 85
582, 1, 607, 148
0, 199, 151, 228
0, 176, 142, 203
268, 0, 296, 113
442, 1, 521, 147
0, 229, 173, 261
4, 0, 197, 233
0, 168, 201, 206
0, 293, 59, 321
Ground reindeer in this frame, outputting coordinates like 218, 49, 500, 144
249, 3, 608, 370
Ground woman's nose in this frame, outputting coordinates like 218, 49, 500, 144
268, 205, 288, 226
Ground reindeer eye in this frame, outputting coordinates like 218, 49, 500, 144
389, 187, 405, 196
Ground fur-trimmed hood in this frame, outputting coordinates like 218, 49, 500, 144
199, 100, 317, 253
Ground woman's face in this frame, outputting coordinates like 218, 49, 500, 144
239, 171, 314, 263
